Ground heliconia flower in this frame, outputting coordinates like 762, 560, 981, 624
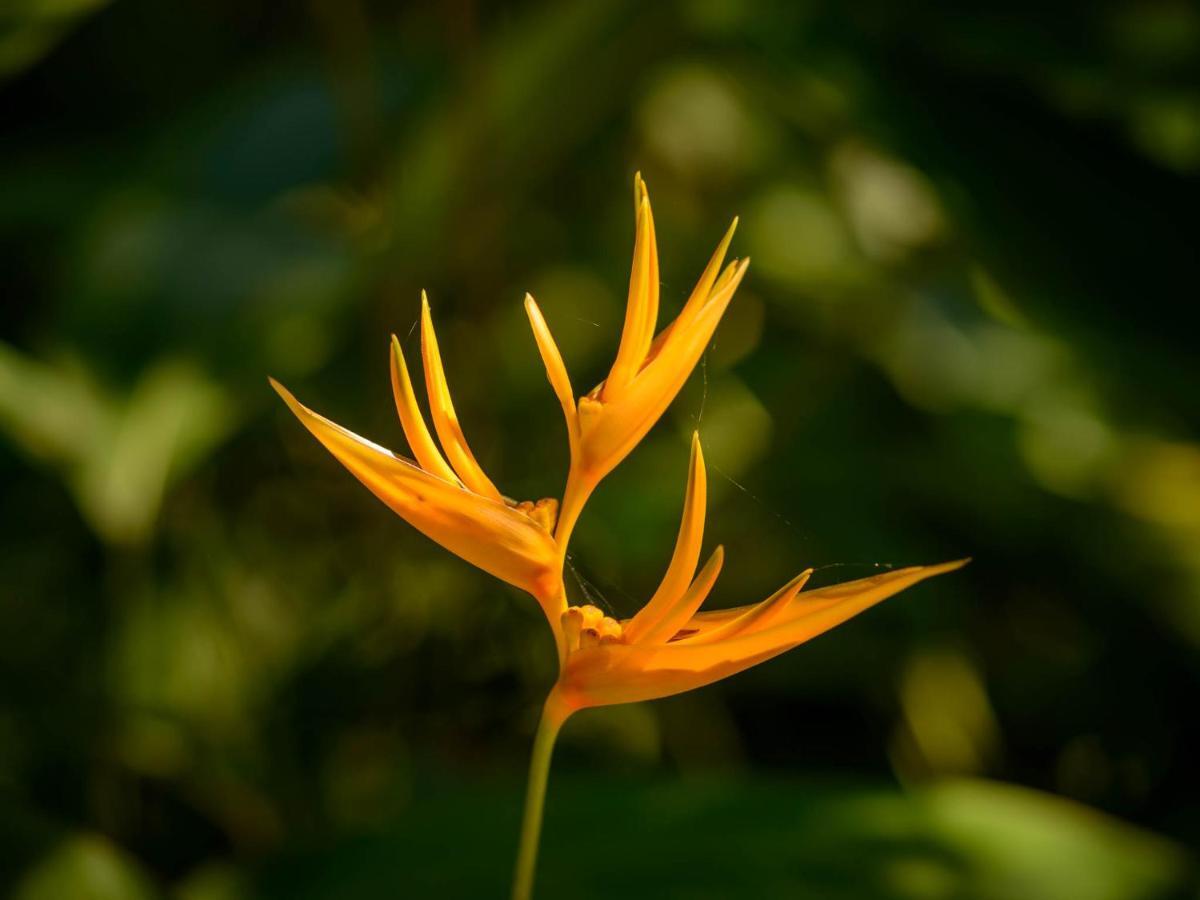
546, 433, 968, 712
269, 292, 562, 613
270, 176, 967, 900
524, 173, 747, 548
509, 431, 964, 900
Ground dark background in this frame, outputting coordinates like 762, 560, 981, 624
2, 1, 1198, 897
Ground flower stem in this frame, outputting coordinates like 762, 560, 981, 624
553, 465, 595, 556
511, 690, 570, 900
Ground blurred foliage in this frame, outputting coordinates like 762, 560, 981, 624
1, 0, 1198, 897
257, 775, 1192, 900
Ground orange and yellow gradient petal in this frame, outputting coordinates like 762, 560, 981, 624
555, 560, 967, 710
268, 176, 969, 900
270, 379, 562, 611
524, 175, 747, 549
550, 434, 966, 711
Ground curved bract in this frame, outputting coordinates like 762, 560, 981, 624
271, 379, 561, 612
549, 434, 967, 709
557, 561, 968, 709
271, 173, 965, 713
524, 176, 747, 547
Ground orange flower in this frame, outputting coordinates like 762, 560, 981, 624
271, 175, 966, 900
269, 292, 562, 614
525, 173, 747, 549
549, 433, 967, 712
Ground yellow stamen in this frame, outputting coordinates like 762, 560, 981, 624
514, 498, 560, 534
560, 604, 624, 652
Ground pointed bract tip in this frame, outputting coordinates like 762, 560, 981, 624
788, 568, 815, 593
523, 294, 547, 329
910, 557, 971, 579
389, 332, 406, 362
268, 377, 304, 417
633, 172, 647, 212
420, 289, 430, 309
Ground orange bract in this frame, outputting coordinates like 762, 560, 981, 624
271, 174, 965, 713
551, 435, 967, 709
524, 178, 746, 546
271, 378, 562, 613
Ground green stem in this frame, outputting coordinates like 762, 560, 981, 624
511, 690, 571, 900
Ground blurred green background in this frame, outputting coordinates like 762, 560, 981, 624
2, 1, 1199, 897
